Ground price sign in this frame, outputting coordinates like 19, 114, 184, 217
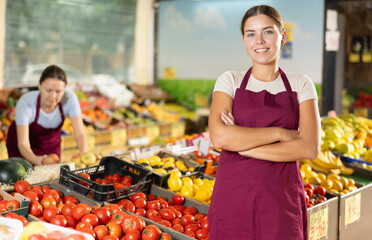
345, 193, 361, 226
171, 122, 185, 138
87, 135, 95, 150
309, 207, 328, 240
146, 125, 160, 142
110, 129, 127, 146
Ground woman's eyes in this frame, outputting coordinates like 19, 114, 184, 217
264, 30, 273, 35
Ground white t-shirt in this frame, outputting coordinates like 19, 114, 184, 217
213, 71, 318, 104
15, 90, 81, 128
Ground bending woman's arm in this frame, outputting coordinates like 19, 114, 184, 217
209, 91, 300, 152
71, 114, 89, 153
239, 99, 321, 161
16, 125, 46, 166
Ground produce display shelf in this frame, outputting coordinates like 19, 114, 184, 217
338, 183, 372, 240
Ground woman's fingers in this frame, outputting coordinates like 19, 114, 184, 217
221, 112, 236, 125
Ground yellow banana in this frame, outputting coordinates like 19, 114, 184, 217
305, 159, 330, 173
340, 165, 354, 175
312, 157, 340, 170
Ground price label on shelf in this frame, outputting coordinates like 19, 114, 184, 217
110, 129, 127, 146
309, 207, 328, 240
171, 122, 185, 138
146, 125, 160, 142
345, 193, 361, 226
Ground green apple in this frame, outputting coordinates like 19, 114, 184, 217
80, 152, 97, 165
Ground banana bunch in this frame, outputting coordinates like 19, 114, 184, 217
301, 149, 354, 175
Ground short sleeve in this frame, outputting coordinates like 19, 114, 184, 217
14, 94, 34, 126
62, 91, 81, 118
298, 75, 318, 104
213, 71, 236, 98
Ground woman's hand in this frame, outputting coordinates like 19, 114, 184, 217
221, 112, 236, 126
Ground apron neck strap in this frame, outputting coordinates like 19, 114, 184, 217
239, 67, 293, 92
35, 93, 65, 122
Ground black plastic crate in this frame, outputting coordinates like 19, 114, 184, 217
59, 156, 153, 203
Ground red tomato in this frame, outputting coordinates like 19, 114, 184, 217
111, 173, 122, 183
0, 206, 7, 213
14, 180, 31, 194
172, 223, 184, 233
201, 217, 209, 231
305, 188, 313, 198
61, 203, 76, 217
121, 175, 132, 184
14, 215, 29, 227
5, 200, 20, 211
63, 234, 85, 240
184, 230, 196, 238
135, 208, 146, 217
159, 233, 172, 240
172, 194, 184, 205
78, 173, 91, 187
173, 204, 186, 213
172, 218, 183, 226
43, 190, 61, 203
117, 199, 135, 213
194, 212, 207, 223
63, 195, 79, 205
103, 236, 119, 240
146, 209, 158, 218
146, 200, 161, 211
50, 215, 67, 227
146, 194, 157, 201
305, 194, 310, 205
43, 206, 61, 222
182, 206, 197, 216
28, 234, 47, 240
28, 200, 43, 217
105, 204, 122, 215
193, 150, 202, 159
106, 222, 122, 238
0, 200, 7, 208
81, 213, 99, 227
40, 197, 57, 209
123, 230, 141, 240
121, 215, 144, 234
95, 178, 103, 184
65, 215, 76, 228
134, 198, 147, 209
155, 196, 167, 202
94, 207, 111, 225
185, 223, 201, 232
158, 199, 169, 209
158, 219, 172, 228
313, 186, 326, 196
94, 224, 109, 240
213, 155, 220, 162
159, 209, 176, 221
76, 222, 93, 231
181, 215, 195, 225
72, 203, 90, 221
79, 228, 96, 239
204, 153, 216, 161
23, 190, 39, 202
195, 229, 209, 239
141, 225, 161, 240
130, 192, 146, 203
41, 185, 51, 193
31, 188, 44, 200
105, 175, 113, 183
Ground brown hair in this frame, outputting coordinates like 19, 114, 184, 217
240, 5, 283, 35
39, 65, 67, 85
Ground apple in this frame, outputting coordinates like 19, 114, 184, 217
71, 153, 83, 165
43, 153, 60, 165
80, 152, 97, 165
75, 163, 87, 169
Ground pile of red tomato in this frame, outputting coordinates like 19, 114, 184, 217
13, 180, 171, 240
0, 195, 21, 212
78, 173, 133, 190
116, 191, 209, 240
304, 183, 327, 208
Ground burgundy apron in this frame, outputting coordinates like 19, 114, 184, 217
6, 94, 65, 159
208, 68, 307, 240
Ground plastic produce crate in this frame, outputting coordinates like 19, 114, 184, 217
0, 188, 30, 217
59, 156, 152, 203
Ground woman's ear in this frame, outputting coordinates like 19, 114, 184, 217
281, 30, 287, 46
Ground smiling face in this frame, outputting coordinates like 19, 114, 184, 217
38, 78, 66, 111
242, 14, 286, 66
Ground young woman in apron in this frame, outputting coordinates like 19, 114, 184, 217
6, 65, 88, 166
208, 5, 320, 240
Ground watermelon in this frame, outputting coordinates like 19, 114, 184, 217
10, 157, 33, 172
0, 159, 27, 184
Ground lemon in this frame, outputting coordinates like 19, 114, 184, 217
163, 157, 175, 163
327, 173, 341, 181
181, 177, 193, 186
321, 179, 333, 190
167, 176, 182, 192
181, 185, 194, 198
144, 165, 154, 171
193, 178, 204, 188
347, 178, 356, 187
300, 170, 305, 180
192, 184, 200, 193
148, 155, 162, 166
346, 185, 357, 192
155, 168, 168, 175
194, 188, 212, 202
305, 170, 318, 180
170, 170, 182, 177
317, 173, 327, 182
309, 176, 321, 185
300, 164, 312, 173
20, 222, 47, 240
332, 180, 343, 192
137, 158, 150, 165
163, 161, 175, 168
340, 177, 349, 189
